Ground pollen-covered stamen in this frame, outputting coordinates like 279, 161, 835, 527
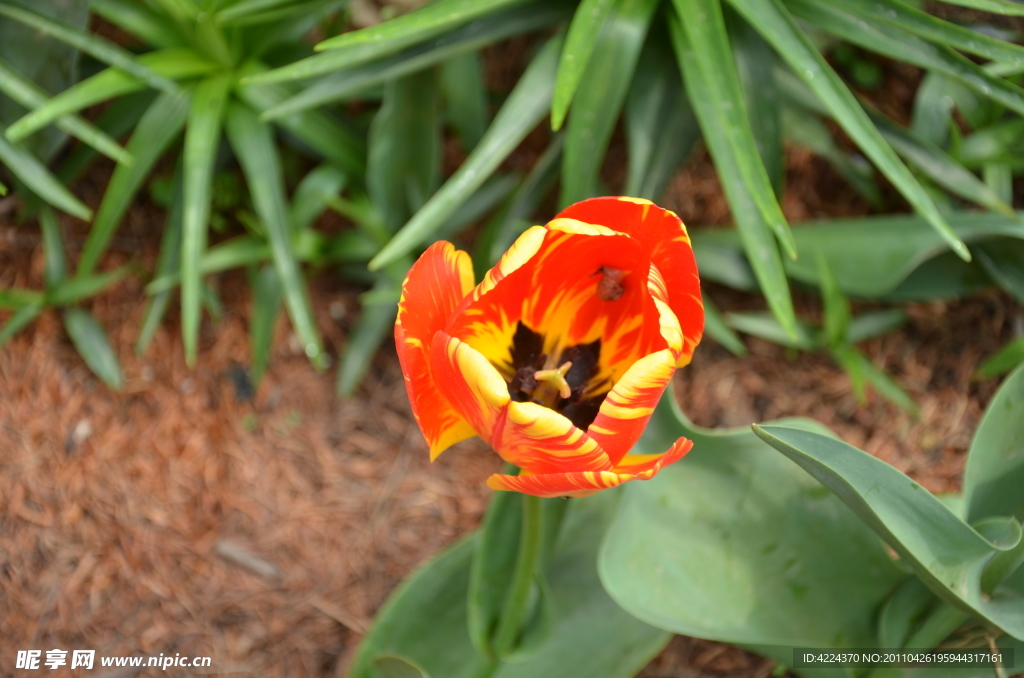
534, 361, 573, 400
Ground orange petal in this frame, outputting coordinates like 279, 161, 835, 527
555, 197, 704, 365
587, 349, 677, 466
486, 437, 691, 498
395, 242, 477, 459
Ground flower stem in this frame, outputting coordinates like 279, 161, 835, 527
492, 493, 543, 658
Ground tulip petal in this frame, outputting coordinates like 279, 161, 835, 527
486, 436, 691, 498
395, 242, 477, 459
556, 197, 704, 365
587, 348, 677, 466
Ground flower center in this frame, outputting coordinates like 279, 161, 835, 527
503, 321, 610, 430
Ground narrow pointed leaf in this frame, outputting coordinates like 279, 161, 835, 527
48, 267, 131, 307
752, 424, 1024, 638
724, 0, 969, 262
369, 35, 562, 271
847, 310, 907, 344
39, 207, 67, 288
975, 240, 1024, 305
147, 237, 271, 295
561, 0, 659, 206
337, 298, 397, 397
90, 0, 184, 48
289, 163, 347, 233
0, 125, 91, 220
137, 164, 184, 355
181, 73, 231, 366
58, 91, 156, 184
250, 264, 282, 385
77, 90, 190, 277
726, 311, 818, 350
936, 0, 1024, 15
670, 16, 798, 337
702, 296, 747, 356
225, 101, 326, 369
63, 308, 124, 390
0, 304, 43, 348
817, 254, 849, 349
977, 337, 1024, 379
831, 345, 920, 415
0, 1, 178, 92
672, 0, 795, 257
551, 0, 617, 131
440, 52, 489, 151
0, 288, 43, 310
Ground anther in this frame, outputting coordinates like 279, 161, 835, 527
534, 361, 573, 400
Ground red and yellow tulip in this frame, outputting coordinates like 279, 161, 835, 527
395, 197, 704, 498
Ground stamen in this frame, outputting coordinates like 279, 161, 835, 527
534, 361, 573, 400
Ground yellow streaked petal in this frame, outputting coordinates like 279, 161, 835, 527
494, 400, 611, 474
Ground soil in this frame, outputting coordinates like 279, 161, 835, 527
2, 20, 1024, 678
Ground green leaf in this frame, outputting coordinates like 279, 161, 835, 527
752, 424, 1024, 639
366, 69, 443, 233
181, 73, 231, 366
670, 16, 798, 338
58, 91, 156, 185
0, 1, 179, 92
369, 35, 562, 271
831, 344, 920, 415
440, 52, 488, 151
147, 236, 271, 295
935, 0, 1024, 15
975, 240, 1024, 305
77, 90, 190, 277
256, 0, 557, 85
726, 0, 969, 262
250, 264, 282, 385
137, 162, 184, 355
349, 490, 670, 678
0, 56, 132, 166
977, 337, 1024, 379
551, 0, 618, 131
702, 295, 747, 356
561, 0, 659, 207
0, 123, 91, 220
726, 311, 818, 350
847, 309, 907, 344
843, 0, 1024, 67
337, 297, 398, 397
728, 6, 784, 195
877, 577, 936, 649
90, 0, 184, 48
0, 288, 44, 310
225, 101, 326, 369
289, 163, 347, 233
6, 49, 217, 143
370, 656, 427, 678
817, 254, 848, 349
39, 207, 67, 289
258, 3, 568, 118
600, 396, 905, 647
672, 0, 795, 257
63, 307, 124, 390
434, 173, 518, 242
0, 303, 43, 348
47, 267, 131, 307
624, 36, 700, 202
964, 363, 1024, 523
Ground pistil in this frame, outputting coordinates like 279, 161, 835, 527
533, 361, 573, 400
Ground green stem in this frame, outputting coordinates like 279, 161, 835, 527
492, 493, 543, 659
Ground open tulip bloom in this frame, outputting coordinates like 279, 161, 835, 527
395, 197, 705, 498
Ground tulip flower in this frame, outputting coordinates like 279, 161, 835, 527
395, 197, 704, 498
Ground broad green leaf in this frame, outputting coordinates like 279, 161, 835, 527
0, 1, 178, 92
843, 0, 1024, 67
790, 0, 1024, 120
225, 101, 326, 369
752, 424, 1024, 639
6, 49, 217, 143
349, 490, 670, 678
975, 240, 1024, 305
366, 69, 443, 233
440, 52, 488, 151
561, 0, 659, 206
877, 577, 936, 649
63, 307, 124, 390
90, 0, 184, 48
964, 363, 1024, 523
253, 0, 554, 85
670, 16, 798, 338
236, 66, 366, 176
551, 0, 618, 131
289, 163, 347, 233
728, 6, 784, 195
0, 56, 131, 166
0, 303, 43, 348
137, 163, 184, 355
600, 396, 905, 647
181, 73, 231, 366
77, 90, 190, 277
726, 311, 817, 350
817, 254, 848, 349
726, 0, 968, 262
369, 35, 562, 271
624, 36, 700, 202
250, 263, 282, 385
337, 297, 398, 397
0, 123, 91, 220
702, 295, 747, 356
673, 0, 795, 257
258, 3, 568, 118
977, 337, 1024, 379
